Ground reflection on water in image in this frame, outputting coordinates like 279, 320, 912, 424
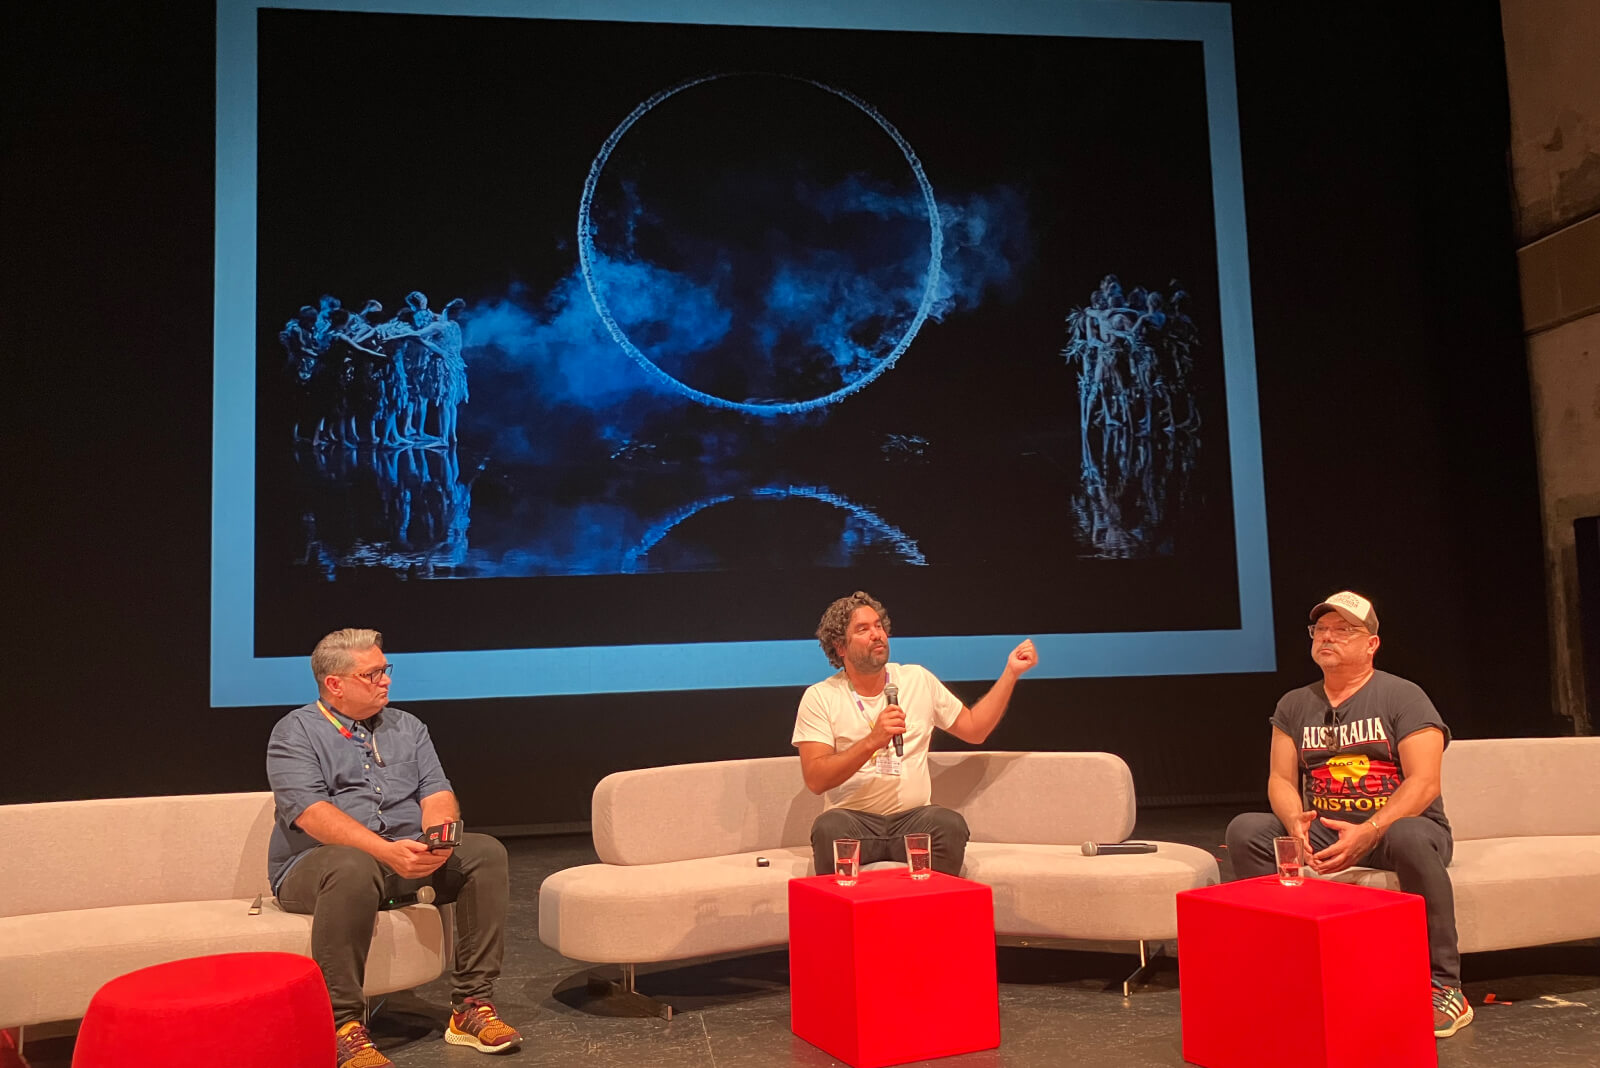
291, 444, 478, 579
288, 444, 924, 579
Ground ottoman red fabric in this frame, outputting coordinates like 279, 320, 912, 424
72, 952, 333, 1067
1177, 876, 1436, 1068
790, 870, 999, 1068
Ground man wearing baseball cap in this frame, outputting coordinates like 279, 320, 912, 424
1224, 591, 1470, 1038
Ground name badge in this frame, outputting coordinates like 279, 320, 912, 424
874, 749, 903, 777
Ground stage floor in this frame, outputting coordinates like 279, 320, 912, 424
19, 805, 1599, 1067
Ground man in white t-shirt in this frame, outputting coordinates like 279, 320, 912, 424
792, 590, 1038, 876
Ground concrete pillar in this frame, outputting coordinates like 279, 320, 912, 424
1502, 0, 1600, 733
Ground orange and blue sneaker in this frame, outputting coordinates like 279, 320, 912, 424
1432, 984, 1474, 1038
445, 998, 522, 1054
336, 1020, 394, 1068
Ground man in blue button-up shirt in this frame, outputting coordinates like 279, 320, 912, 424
268, 628, 522, 1066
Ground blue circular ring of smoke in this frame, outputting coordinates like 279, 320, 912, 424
578, 73, 943, 417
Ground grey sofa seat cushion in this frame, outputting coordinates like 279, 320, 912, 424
965, 842, 1220, 942
541, 848, 814, 964
0, 897, 444, 1029
1321, 736, 1600, 955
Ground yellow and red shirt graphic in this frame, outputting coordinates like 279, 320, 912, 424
1301, 718, 1402, 816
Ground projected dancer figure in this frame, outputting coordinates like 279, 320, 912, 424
326, 308, 392, 446
398, 297, 469, 446
1165, 287, 1201, 429
1062, 274, 1203, 558
267, 629, 523, 1065
792, 591, 1037, 877
1064, 274, 1201, 439
1223, 592, 1471, 1040
1064, 289, 1128, 435
342, 299, 411, 447
279, 305, 325, 443
398, 290, 439, 442
314, 293, 342, 346
435, 297, 469, 445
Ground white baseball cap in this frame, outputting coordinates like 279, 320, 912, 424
1309, 590, 1378, 633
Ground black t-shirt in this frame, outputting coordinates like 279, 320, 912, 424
1270, 669, 1451, 833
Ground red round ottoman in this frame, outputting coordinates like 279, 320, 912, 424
72, 952, 333, 1067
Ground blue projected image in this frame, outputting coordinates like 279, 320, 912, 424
213, 0, 1273, 705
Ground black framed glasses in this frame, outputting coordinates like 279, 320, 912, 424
345, 663, 394, 685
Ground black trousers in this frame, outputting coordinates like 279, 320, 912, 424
1225, 811, 1460, 988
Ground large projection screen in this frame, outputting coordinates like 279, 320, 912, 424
212, 0, 1272, 706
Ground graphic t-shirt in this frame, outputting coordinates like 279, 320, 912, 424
791, 663, 964, 815
1270, 670, 1451, 832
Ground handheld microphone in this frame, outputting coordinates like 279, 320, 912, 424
884, 683, 902, 758
384, 884, 437, 908
1081, 841, 1158, 856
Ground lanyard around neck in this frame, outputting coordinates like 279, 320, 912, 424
317, 700, 384, 766
847, 669, 893, 709
847, 671, 896, 741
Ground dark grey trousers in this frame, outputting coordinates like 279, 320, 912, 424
1225, 811, 1460, 988
276, 832, 510, 1026
810, 804, 970, 877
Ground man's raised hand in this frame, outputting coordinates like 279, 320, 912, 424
1007, 639, 1039, 677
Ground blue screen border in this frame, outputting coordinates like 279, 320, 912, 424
212, 0, 1273, 706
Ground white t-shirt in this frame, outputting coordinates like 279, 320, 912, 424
791, 663, 964, 815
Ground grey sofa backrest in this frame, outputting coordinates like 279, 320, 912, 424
591, 751, 1138, 865
0, 792, 275, 918
929, 751, 1136, 846
1441, 737, 1600, 841
592, 755, 822, 865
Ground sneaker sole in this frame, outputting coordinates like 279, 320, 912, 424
1434, 1004, 1474, 1039
445, 1028, 521, 1054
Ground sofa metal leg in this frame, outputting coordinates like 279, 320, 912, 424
3, 1025, 33, 1068
586, 964, 674, 1020
1121, 939, 1162, 997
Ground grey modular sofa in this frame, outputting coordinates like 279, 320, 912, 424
538, 750, 1221, 1014
0, 791, 447, 1032
1328, 736, 1600, 951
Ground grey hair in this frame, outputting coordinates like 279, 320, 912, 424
815, 591, 890, 669
311, 628, 383, 685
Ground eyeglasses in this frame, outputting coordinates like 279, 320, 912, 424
344, 664, 394, 684
1307, 624, 1368, 642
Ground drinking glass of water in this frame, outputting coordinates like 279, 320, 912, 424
833, 838, 861, 886
904, 833, 932, 880
1273, 836, 1304, 886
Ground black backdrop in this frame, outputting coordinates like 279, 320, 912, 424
3, 1, 1554, 823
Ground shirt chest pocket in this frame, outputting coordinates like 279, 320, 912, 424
378, 758, 419, 800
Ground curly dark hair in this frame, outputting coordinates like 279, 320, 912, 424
815, 591, 891, 669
